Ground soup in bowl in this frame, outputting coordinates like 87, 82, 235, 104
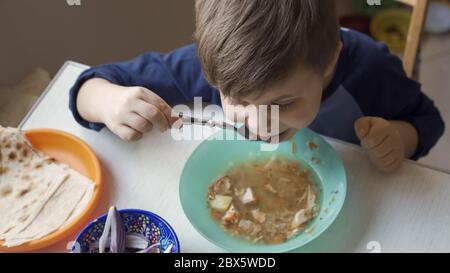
179, 128, 346, 252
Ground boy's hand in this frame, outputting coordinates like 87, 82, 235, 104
102, 86, 178, 141
77, 78, 178, 141
354, 117, 405, 173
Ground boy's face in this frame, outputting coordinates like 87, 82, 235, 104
221, 67, 323, 141
220, 42, 341, 142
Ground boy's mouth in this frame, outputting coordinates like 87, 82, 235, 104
241, 126, 297, 143
265, 128, 298, 143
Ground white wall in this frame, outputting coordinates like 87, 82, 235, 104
0, 0, 196, 85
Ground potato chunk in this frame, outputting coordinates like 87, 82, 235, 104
209, 195, 233, 212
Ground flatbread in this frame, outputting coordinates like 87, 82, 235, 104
0, 127, 69, 237
0, 126, 95, 247
3, 169, 94, 247
64, 172, 95, 226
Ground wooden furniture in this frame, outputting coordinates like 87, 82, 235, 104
396, 0, 429, 78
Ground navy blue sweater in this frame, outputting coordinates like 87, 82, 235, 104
69, 28, 445, 160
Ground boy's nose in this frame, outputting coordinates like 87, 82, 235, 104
224, 104, 282, 138
246, 109, 282, 139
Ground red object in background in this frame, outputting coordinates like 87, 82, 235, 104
340, 15, 372, 37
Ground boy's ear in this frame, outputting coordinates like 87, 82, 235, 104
323, 41, 342, 79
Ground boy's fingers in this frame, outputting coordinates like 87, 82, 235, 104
371, 148, 396, 165
360, 118, 390, 150
123, 112, 153, 133
134, 100, 169, 132
361, 131, 389, 150
138, 89, 177, 126
115, 125, 143, 141
354, 117, 372, 139
374, 154, 402, 173
381, 151, 398, 166
369, 136, 395, 158
384, 158, 402, 172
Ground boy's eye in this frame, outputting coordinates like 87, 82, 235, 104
273, 99, 295, 110
229, 97, 249, 106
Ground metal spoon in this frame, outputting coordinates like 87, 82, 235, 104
177, 112, 263, 141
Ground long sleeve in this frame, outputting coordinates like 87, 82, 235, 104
344, 32, 445, 160
68, 44, 220, 131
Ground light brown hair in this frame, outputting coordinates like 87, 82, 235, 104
195, 0, 339, 99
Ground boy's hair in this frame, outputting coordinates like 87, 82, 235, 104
194, 0, 339, 99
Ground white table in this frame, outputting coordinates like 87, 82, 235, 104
20, 61, 450, 253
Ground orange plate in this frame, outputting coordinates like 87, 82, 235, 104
0, 129, 102, 252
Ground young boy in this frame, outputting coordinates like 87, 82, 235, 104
70, 0, 444, 173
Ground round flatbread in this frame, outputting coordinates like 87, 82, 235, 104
0, 126, 94, 247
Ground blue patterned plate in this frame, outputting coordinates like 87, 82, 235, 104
71, 209, 180, 253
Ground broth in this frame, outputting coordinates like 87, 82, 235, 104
207, 156, 318, 244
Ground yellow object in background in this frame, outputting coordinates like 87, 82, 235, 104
371, 9, 411, 53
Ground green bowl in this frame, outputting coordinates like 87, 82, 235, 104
179, 128, 346, 252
